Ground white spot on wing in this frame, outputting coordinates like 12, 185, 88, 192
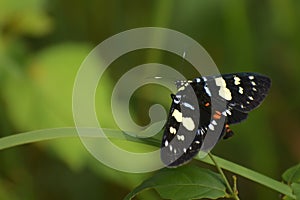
164, 140, 169, 147
195, 78, 201, 83
239, 87, 244, 94
177, 134, 185, 141
249, 76, 254, 80
204, 85, 212, 97
173, 98, 180, 104
222, 111, 227, 116
208, 124, 214, 130
226, 109, 232, 115
234, 76, 241, 85
169, 126, 177, 134
182, 102, 195, 110
200, 129, 205, 135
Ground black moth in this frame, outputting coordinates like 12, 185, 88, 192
161, 72, 271, 167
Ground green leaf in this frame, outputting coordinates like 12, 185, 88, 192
124, 165, 227, 200
3, 43, 92, 130
282, 163, 300, 184
282, 196, 294, 200
282, 164, 300, 200
0, 0, 52, 36
291, 183, 300, 200
284, 183, 300, 200
15, 11, 53, 36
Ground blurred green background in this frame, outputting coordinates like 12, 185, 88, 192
1, 0, 300, 199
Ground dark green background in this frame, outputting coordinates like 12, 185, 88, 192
1, 0, 300, 199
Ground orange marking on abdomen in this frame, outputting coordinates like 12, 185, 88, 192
213, 111, 222, 120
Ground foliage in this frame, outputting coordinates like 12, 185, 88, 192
1, 0, 300, 199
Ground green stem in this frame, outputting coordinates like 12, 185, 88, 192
0, 127, 159, 151
200, 154, 295, 199
0, 128, 76, 150
232, 175, 238, 195
209, 153, 240, 200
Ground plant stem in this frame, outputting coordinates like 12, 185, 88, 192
0, 127, 160, 151
200, 154, 296, 199
209, 153, 240, 200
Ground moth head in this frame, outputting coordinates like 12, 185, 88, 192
171, 94, 182, 104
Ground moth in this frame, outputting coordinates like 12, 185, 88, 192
161, 73, 271, 167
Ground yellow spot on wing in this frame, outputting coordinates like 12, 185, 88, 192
215, 77, 226, 87
172, 109, 182, 122
215, 77, 232, 100
178, 86, 185, 91
182, 117, 195, 131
